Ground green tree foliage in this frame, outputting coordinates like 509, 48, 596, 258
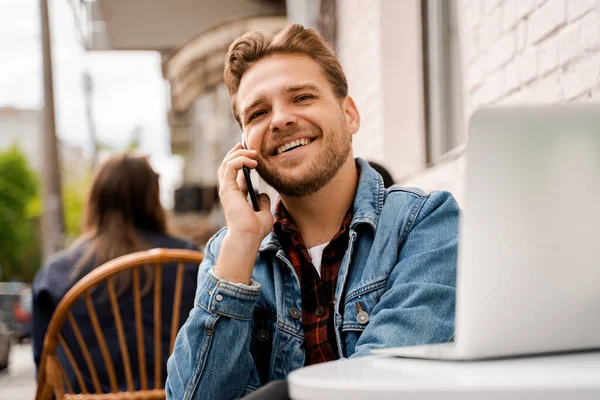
62, 169, 90, 241
0, 137, 148, 282
0, 145, 40, 281
0, 143, 93, 282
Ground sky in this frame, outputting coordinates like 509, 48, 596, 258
0, 0, 183, 208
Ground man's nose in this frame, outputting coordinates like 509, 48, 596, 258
269, 105, 297, 133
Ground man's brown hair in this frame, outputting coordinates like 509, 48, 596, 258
224, 23, 348, 125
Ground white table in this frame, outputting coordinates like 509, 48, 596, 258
288, 351, 600, 399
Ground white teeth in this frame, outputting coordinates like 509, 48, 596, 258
276, 138, 312, 155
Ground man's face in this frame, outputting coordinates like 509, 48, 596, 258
237, 53, 358, 197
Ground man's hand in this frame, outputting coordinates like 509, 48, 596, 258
214, 143, 273, 284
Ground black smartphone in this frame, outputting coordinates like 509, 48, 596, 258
241, 134, 260, 211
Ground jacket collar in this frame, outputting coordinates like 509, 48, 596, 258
259, 157, 384, 252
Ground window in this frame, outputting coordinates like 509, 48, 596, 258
421, 0, 466, 164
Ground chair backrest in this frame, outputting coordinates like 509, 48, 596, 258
35, 248, 204, 400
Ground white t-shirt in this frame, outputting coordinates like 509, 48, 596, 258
308, 242, 330, 277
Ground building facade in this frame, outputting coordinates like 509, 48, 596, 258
325, 0, 600, 206
71, 0, 600, 212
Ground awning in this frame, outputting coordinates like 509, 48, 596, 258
70, 0, 286, 51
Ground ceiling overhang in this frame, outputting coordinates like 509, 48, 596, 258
70, 0, 286, 51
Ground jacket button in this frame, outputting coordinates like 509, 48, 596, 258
257, 329, 269, 342
315, 306, 325, 318
289, 308, 300, 320
206, 327, 214, 336
357, 310, 369, 324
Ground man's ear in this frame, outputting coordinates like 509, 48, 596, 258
343, 96, 360, 135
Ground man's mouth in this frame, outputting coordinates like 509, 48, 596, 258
274, 138, 314, 155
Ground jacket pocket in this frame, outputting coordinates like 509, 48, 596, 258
249, 307, 275, 385
340, 284, 384, 357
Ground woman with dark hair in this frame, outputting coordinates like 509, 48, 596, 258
32, 153, 199, 393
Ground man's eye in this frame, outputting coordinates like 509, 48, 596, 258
249, 110, 267, 122
295, 94, 314, 103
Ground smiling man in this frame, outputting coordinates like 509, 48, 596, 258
166, 24, 460, 400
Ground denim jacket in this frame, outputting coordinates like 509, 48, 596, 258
166, 158, 459, 400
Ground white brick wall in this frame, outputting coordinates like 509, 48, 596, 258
334, 0, 600, 204
336, 0, 385, 160
441, 0, 600, 202
463, 0, 600, 115
568, 0, 597, 20
528, 0, 566, 44
336, 0, 427, 179
433, 0, 600, 202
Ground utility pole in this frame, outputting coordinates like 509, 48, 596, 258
83, 70, 99, 167
40, 0, 66, 259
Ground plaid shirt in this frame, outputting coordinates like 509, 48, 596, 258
273, 200, 352, 365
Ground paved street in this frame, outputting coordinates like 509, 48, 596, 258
0, 343, 37, 400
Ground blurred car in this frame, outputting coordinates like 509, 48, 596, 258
0, 284, 32, 343
0, 320, 10, 371
13, 301, 32, 342
12, 288, 32, 342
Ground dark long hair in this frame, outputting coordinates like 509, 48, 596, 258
71, 153, 167, 295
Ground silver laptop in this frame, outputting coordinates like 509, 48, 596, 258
373, 105, 600, 360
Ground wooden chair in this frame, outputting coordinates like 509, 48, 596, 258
35, 248, 204, 400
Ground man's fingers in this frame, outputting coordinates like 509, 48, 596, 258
258, 193, 271, 212
237, 170, 248, 195
223, 157, 257, 177
218, 148, 258, 177
257, 194, 274, 229
222, 148, 258, 166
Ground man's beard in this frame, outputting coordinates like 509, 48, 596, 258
256, 122, 351, 197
